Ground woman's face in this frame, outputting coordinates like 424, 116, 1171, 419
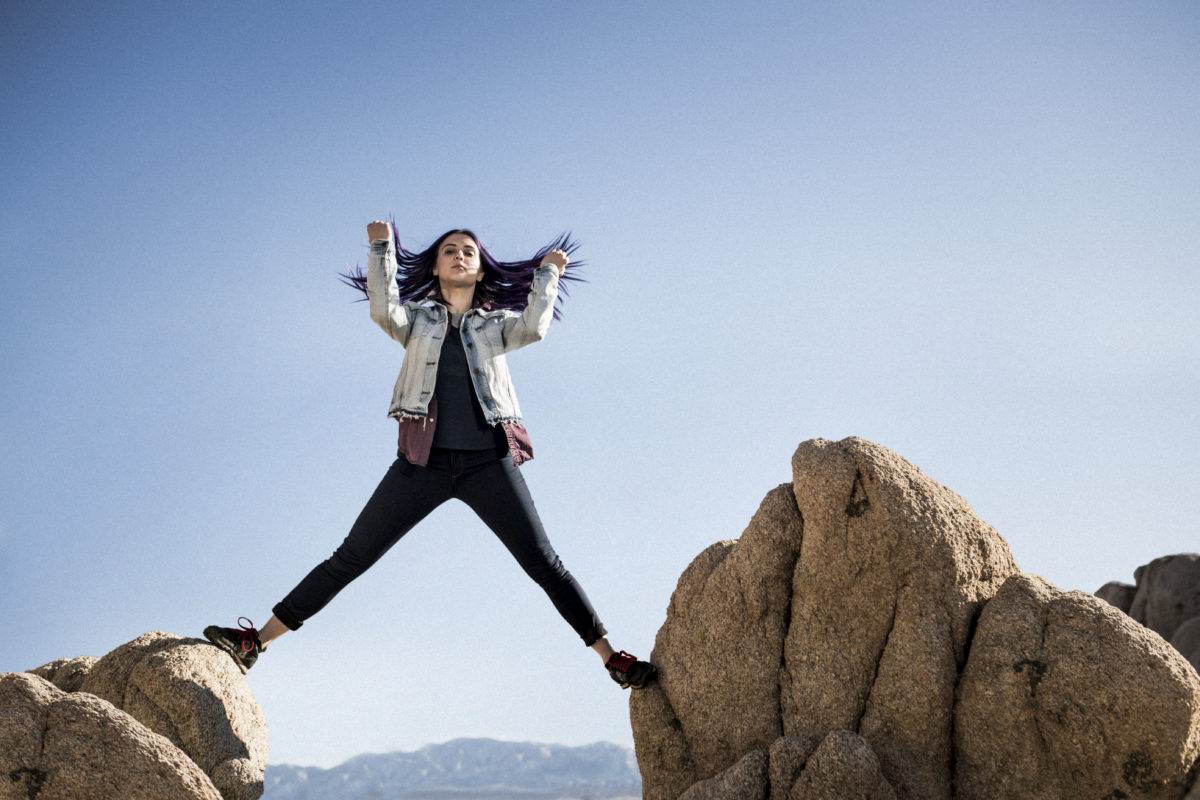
433, 232, 483, 287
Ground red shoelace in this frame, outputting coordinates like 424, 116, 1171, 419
236, 617, 260, 653
606, 650, 637, 672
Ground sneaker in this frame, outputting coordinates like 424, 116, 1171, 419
606, 650, 657, 689
203, 617, 265, 674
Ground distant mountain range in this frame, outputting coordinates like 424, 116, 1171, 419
263, 738, 642, 800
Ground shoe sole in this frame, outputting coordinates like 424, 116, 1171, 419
619, 664, 658, 690
203, 626, 251, 675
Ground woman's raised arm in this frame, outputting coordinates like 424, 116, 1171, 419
365, 220, 412, 345
499, 249, 566, 350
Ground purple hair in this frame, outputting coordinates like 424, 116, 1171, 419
341, 224, 584, 321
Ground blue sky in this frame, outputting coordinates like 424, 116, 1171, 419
2, 0, 1197, 768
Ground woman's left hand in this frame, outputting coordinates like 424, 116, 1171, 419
540, 249, 569, 275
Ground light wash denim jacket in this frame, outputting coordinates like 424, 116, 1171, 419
367, 237, 559, 425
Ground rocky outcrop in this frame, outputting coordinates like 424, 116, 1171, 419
79, 631, 268, 800
956, 573, 1200, 799
1098, 554, 1200, 674
0, 672, 222, 800
786, 731, 895, 800
783, 438, 1016, 799
26, 655, 97, 693
638, 484, 803, 782
632, 436, 1200, 800
1174, 617, 1200, 673
679, 749, 768, 800
1096, 580, 1137, 614
1131, 555, 1200, 642
3, 631, 267, 800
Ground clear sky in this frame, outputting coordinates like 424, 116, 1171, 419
2, 0, 1197, 769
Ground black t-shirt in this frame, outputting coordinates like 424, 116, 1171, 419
431, 316, 505, 451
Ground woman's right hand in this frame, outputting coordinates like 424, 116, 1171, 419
367, 220, 390, 241
540, 249, 569, 275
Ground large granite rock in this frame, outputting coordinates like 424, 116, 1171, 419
77, 630, 268, 800
26, 656, 97, 694
1096, 580, 1137, 614
632, 482, 803, 798
788, 730, 895, 800
1172, 616, 1200, 674
678, 749, 768, 800
1097, 553, 1200, 673
0, 672, 222, 800
955, 573, 1200, 799
632, 436, 1200, 800
1130, 554, 1200, 642
783, 438, 1017, 799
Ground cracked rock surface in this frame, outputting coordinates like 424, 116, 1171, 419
956, 573, 1200, 799
0, 672, 222, 800
631, 436, 1200, 800
78, 631, 268, 800
3, 631, 267, 800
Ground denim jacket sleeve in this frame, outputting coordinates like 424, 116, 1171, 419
367, 237, 412, 345
499, 263, 560, 351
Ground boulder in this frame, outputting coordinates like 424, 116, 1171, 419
0, 671, 222, 800
767, 735, 819, 800
782, 438, 1017, 799
77, 630, 268, 800
1096, 580, 1137, 614
678, 749, 768, 800
1131, 554, 1200, 641
629, 670, 700, 800
788, 730, 896, 800
26, 656, 97, 693
632, 483, 803, 790
1171, 616, 1200, 675
954, 573, 1200, 799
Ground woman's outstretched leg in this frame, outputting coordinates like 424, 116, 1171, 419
204, 456, 448, 672
458, 454, 657, 689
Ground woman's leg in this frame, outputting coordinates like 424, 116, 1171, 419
258, 616, 290, 647
455, 454, 607, 646
274, 456, 449, 628
454, 453, 656, 688
206, 456, 450, 672
590, 637, 615, 663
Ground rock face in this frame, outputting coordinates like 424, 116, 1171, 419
678, 750, 768, 800
0, 672, 222, 800
1096, 580, 1137, 614
956, 573, 1200, 799
637, 483, 803, 787
787, 730, 895, 800
1174, 617, 1200, 673
631, 436, 1200, 800
1130, 554, 1200, 641
2, 630, 267, 800
25, 656, 97, 693
79, 631, 268, 800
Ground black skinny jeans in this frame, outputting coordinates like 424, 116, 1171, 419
274, 448, 607, 645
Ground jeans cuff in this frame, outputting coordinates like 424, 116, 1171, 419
582, 623, 607, 647
272, 601, 304, 631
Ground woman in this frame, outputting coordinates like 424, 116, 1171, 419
204, 220, 656, 690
